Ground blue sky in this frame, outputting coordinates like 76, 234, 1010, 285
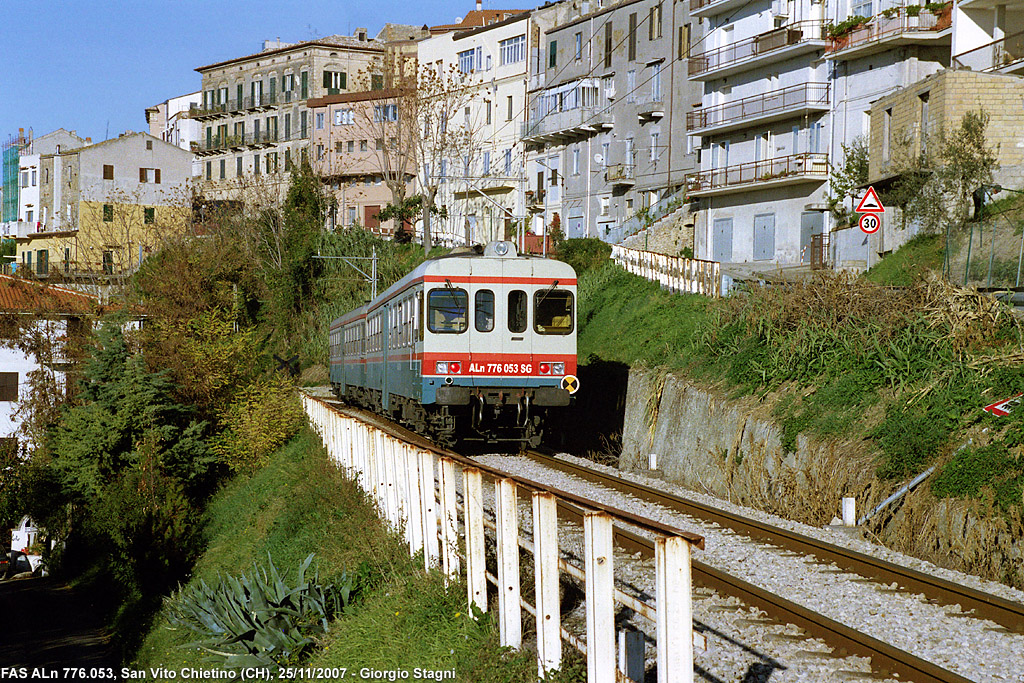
1, 0, 486, 145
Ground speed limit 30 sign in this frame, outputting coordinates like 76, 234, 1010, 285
859, 213, 881, 234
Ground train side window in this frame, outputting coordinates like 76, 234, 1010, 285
428, 288, 468, 333
417, 291, 424, 341
475, 290, 495, 332
534, 289, 574, 335
508, 290, 527, 333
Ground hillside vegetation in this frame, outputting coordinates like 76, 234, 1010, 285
569, 240, 1024, 532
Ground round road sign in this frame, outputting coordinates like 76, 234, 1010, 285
859, 213, 881, 234
560, 375, 580, 395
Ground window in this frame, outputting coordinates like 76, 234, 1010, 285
103, 164, 114, 180
371, 74, 385, 90
505, 149, 512, 175
103, 204, 113, 222
486, 100, 492, 125
810, 121, 822, 154
500, 35, 526, 65
852, 0, 872, 17
237, 156, 243, 176
428, 288, 468, 333
139, 168, 161, 183
102, 250, 114, 275
64, 248, 70, 271
628, 13, 637, 61
650, 132, 660, 162
31, 170, 36, 186
334, 108, 354, 125
679, 24, 691, 59
373, 104, 398, 122
323, 70, 347, 93
219, 159, 226, 179
604, 21, 613, 68
144, 207, 155, 224
549, 41, 557, 69
534, 289, 573, 335
626, 70, 636, 102
508, 290, 527, 333
458, 49, 477, 74
475, 290, 495, 332
146, 140, 153, 150
300, 111, 308, 138
483, 151, 491, 175
600, 196, 610, 215
507, 96, 514, 121
316, 112, 325, 129
0, 372, 17, 402
206, 161, 212, 180
347, 140, 355, 152
649, 3, 663, 40
254, 154, 260, 175
23, 252, 31, 270
301, 71, 309, 99
360, 140, 368, 152
651, 63, 662, 101
603, 75, 615, 99
572, 147, 580, 175
575, 32, 583, 61
36, 249, 48, 276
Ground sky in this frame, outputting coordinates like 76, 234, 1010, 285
1, 0, 489, 145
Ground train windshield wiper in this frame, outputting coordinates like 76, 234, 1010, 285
537, 280, 559, 305
444, 278, 465, 318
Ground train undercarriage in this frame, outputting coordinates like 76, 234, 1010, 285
336, 385, 566, 449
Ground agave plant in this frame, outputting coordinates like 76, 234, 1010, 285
165, 553, 355, 670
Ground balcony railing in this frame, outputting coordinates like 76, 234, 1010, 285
687, 83, 830, 132
193, 130, 281, 154
827, 10, 951, 56
688, 21, 826, 78
606, 163, 635, 185
686, 152, 828, 195
953, 28, 1024, 72
188, 92, 298, 118
521, 106, 613, 142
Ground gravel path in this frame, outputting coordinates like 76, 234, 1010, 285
473, 452, 1024, 683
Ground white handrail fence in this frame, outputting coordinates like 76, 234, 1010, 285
302, 394, 703, 682
611, 244, 722, 298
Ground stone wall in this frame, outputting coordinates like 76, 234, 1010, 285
619, 367, 1024, 587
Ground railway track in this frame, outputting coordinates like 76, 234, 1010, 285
306, 391, 1022, 682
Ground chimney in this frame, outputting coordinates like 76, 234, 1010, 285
355, 27, 368, 41
476, 0, 482, 10
86, 137, 92, 143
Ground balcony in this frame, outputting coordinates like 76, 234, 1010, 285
688, 21, 828, 80
637, 96, 665, 122
953, 28, 1024, 75
686, 152, 828, 197
686, 83, 830, 136
827, 10, 951, 60
689, 0, 754, 18
606, 164, 636, 188
188, 92, 296, 120
193, 131, 281, 155
521, 106, 613, 144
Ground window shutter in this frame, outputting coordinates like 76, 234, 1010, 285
155, 168, 161, 184
340, 72, 347, 89
140, 168, 146, 182
323, 71, 331, 88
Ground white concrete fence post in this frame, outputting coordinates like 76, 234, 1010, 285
404, 444, 424, 556
495, 478, 522, 648
532, 491, 562, 676
656, 536, 695, 683
420, 450, 440, 571
439, 457, 460, 582
463, 467, 487, 612
584, 511, 616, 683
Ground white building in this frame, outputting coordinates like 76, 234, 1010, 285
146, 92, 203, 177
1, 129, 88, 239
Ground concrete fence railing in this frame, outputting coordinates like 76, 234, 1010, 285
611, 244, 722, 298
302, 394, 704, 682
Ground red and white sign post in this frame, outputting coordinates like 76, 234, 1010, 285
857, 186, 885, 234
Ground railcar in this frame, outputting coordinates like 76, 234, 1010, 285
329, 241, 578, 447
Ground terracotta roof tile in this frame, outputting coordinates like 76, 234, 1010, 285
0, 275, 99, 315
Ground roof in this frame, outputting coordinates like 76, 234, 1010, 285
0, 275, 98, 315
430, 9, 529, 33
196, 34, 383, 73
307, 88, 411, 108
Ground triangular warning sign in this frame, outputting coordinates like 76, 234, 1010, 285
856, 186, 884, 213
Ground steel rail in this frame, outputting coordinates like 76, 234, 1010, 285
520, 449, 1024, 636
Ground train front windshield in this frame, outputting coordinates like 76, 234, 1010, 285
428, 288, 468, 333
534, 290, 574, 334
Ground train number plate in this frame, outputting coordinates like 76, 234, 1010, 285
467, 362, 536, 375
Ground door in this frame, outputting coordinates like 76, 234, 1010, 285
800, 211, 824, 264
365, 205, 381, 231
712, 218, 733, 263
753, 213, 775, 261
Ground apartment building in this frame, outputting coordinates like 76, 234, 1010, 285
952, 0, 1024, 73
192, 31, 391, 197
524, 0, 699, 243
2, 129, 88, 238
418, 11, 535, 245
145, 92, 203, 176
308, 89, 411, 235
16, 132, 192, 280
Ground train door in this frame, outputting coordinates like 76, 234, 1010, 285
498, 257, 534, 377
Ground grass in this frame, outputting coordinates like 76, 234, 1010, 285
575, 258, 1024, 517
861, 234, 944, 286
134, 429, 565, 681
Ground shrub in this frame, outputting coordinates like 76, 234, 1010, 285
166, 553, 354, 670
213, 378, 305, 472
558, 238, 612, 275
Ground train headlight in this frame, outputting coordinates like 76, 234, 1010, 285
539, 362, 551, 375
552, 362, 565, 375
436, 361, 449, 374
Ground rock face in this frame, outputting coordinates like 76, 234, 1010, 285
619, 367, 1024, 588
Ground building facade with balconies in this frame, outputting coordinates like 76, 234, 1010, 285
523, 0, 699, 242
687, 0, 834, 265
192, 32, 389, 199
